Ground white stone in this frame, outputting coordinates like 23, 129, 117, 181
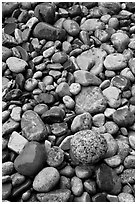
8, 131, 28, 154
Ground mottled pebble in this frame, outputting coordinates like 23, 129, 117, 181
47, 146, 64, 167
118, 193, 135, 202
71, 176, 83, 196
2, 162, 14, 176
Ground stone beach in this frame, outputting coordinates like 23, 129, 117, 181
2, 2, 135, 202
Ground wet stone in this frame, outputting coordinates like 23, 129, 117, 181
111, 75, 129, 91
111, 32, 130, 52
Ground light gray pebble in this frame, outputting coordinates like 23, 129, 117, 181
118, 193, 135, 202
10, 106, 22, 122
69, 83, 81, 95
2, 162, 14, 176
104, 155, 121, 167
92, 113, 105, 127
71, 176, 83, 196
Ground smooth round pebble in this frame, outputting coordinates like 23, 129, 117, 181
69, 83, 81, 95
25, 78, 38, 91
6, 57, 28, 73
63, 95, 75, 109
118, 193, 135, 202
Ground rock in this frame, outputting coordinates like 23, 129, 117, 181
2, 77, 9, 92
2, 183, 12, 200
76, 48, 107, 75
25, 78, 38, 92
98, 2, 121, 14
2, 110, 10, 123
75, 86, 107, 114
120, 169, 135, 184
104, 121, 119, 135
74, 70, 102, 86
116, 139, 130, 161
108, 17, 119, 29
107, 194, 119, 202
120, 67, 135, 82
11, 172, 25, 187
2, 175, 11, 184
103, 86, 121, 108
63, 95, 75, 109
50, 122, 68, 137
112, 107, 135, 127
94, 29, 110, 42
3, 89, 22, 101
70, 130, 107, 164
33, 167, 60, 192
2, 2, 19, 17
96, 163, 122, 195
74, 192, 91, 202
59, 135, 73, 151
124, 155, 135, 168
71, 112, 92, 133
34, 3, 55, 24
69, 83, 81, 95
56, 82, 71, 97
10, 106, 22, 122
36, 93, 55, 104
8, 131, 28, 154
103, 133, 118, 158
111, 33, 130, 52
2, 162, 14, 176
128, 57, 135, 74
104, 155, 122, 168
33, 22, 66, 41
36, 189, 71, 202
129, 131, 135, 149
34, 104, 48, 116
60, 165, 75, 178
111, 75, 129, 91
63, 19, 80, 36
52, 52, 68, 64
84, 179, 96, 195
59, 176, 71, 190
80, 19, 105, 31
47, 146, 64, 167
2, 46, 12, 61
104, 53, 127, 71
21, 110, 48, 141
14, 141, 46, 176
6, 57, 28, 73
43, 46, 55, 58
92, 193, 107, 202
118, 193, 135, 202
2, 118, 19, 136
92, 113, 105, 127
71, 176, 83, 196
75, 165, 93, 179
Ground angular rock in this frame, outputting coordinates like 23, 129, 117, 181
36, 189, 71, 202
75, 86, 107, 114
14, 141, 46, 176
6, 57, 28, 73
21, 110, 48, 141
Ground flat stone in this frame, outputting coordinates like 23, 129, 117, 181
2, 183, 12, 200
51, 51, 68, 64
74, 70, 102, 86
63, 19, 80, 36
118, 193, 135, 202
36, 189, 71, 202
80, 19, 105, 31
33, 22, 66, 41
43, 46, 55, 58
2, 46, 12, 62
75, 86, 107, 114
8, 131, 28, 154
76, 48, 107, 75
2, 118, 19, 137
71, 112, 92, 133
6, 57, 28, 73
21, 110, 48, 141
104, 53, 127, 71
59, 135, 73, 151
41, 106, 65, 123
103, 86, 121, 108
96, 163, 122, 195
33, 167, 60, 192
14, 141, 46, 177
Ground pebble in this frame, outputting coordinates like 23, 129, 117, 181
2, 110, 10, 123
75, 86, 107, 114
104, 53, 127, 71
24, 78, 38, 91
69, 83, 81, 95
33, 167, 60, 192
2, 183, 12, 200
36, 189, 71, 202
62, 41, 72, 54
2, 175, 11, 184
36, 92, 55, 104
8, 131, 28, 154
14, 141, 46, 176
108, 17, 119, 29
60, 165, 75, 178
71, 112, 92, 133
80, 19, 105, 31
128, 131, 135, 149
71, 176, 83, 196
75, 165, 93, 179
2, 118, 19, 136
11, 172, 25, 187
92, 193, 107, 202
2, 138, 8, 150
111, 75, 129, 91
103, 133, 118, 158
52, 51, 68, 64
84, 179, 96, 195
33, 22, 66, 41
63, 19, 80, 36
2, 161, 14, 176
124, 155, 135, 168
59, 176, 71, 189
2, 2, 19, 17
118, 193, 135, 202
6, 57, 28, 73
47, 146, 64, 167
96, 163, 122, 195
74, 70, 102, 86
107, 194, 119, 202
21, 110, 48, 141
104, 155, 122, 167
10, 106, 21, 122
104, 121, 119, 135
2, 46, 12, 62
111, 33, 130, 52
116, 139, 130, 161
22, 189, 31, 201
56, 82, 71, 97
74, 192, 91, 202
92, 113, 105, 127
63, 95, 75, 109
34, 104, 48, 115
120, 169, 135, 184
41, 106, 65, 123
70, 130, 107, 164
50, 122, 68, 137
94, 29, 110, 42
98, 2, 121, 14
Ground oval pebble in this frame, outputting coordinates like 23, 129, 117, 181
63, 19, 80, 36
71, 176, 83, 196
6, 57, 28, 73
47, 146, 64, 167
